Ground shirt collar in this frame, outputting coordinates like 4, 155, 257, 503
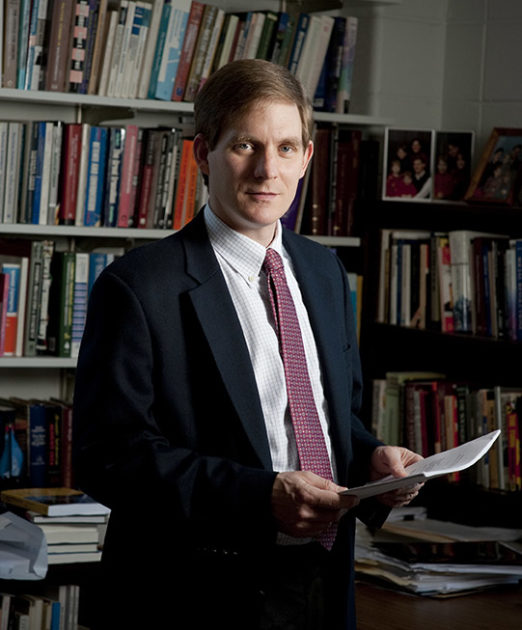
204, 204, 284, 282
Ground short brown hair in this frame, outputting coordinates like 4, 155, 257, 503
194, 59, 313, 150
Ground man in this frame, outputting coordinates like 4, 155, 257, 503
74, 59, 422, 629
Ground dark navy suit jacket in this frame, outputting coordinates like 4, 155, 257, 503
73, 211, 384, 628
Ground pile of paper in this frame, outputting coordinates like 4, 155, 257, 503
355, 507, 522, 596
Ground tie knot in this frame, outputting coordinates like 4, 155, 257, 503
263, 248, 284, 274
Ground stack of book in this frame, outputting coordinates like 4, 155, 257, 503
355, 507, 522, 596
0, 2, 360, 109
0, 487, 110, 565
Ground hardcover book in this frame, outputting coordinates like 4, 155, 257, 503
0, 487, 110, 517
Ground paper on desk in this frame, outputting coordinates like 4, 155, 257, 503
342, 430, 500, 499
0, 510, 47, 580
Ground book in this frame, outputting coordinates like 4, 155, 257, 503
336, 16, 358, 114
2, 0, 20, 89
46, 251, 76, 357
70, 252, 89, 359
86, 0, 108, 95
137, 0, 164, 98
171, 4, 210, 102
0, 487, 110, 517
83, 126, 109, 226
342, 430, 501, 499
103, 126, 125, 227
171, 0, 205, 101
295, 14, 334, 101
58, 123, 83, 225
45, 0, 75, 92
97, 8, 118, 96
67, 0, 94, 92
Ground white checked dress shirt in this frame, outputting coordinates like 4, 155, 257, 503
204, 205, 337, 482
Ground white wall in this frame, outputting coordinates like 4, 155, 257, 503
349, 0, 522, 158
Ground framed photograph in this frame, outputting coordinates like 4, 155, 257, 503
465, 127, 522, 205
382, 128, 435, 201
433, 131, 474, 201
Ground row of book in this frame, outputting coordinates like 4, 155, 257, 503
0, 0, 359, 109
0, 396, 75, 488
371, 371, 522, 492
377, 228, 522, 341
282, 124, 379, 237
0, 239, 121, 358
0, 120, 207, 230
0, 585, 81, 629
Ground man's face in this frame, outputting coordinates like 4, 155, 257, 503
194, 100, 313, 246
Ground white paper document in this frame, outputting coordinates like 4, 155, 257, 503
341, 430, 500, 499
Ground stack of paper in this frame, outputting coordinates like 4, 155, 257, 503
355, 508, 522, 596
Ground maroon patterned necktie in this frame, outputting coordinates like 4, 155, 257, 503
262, 248, 336, 550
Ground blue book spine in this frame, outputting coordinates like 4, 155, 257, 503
84, 126, 108, 226
24, 0, 40, 89
17, 0, 33, 89
88, 253, 108, 295
28, 403, 47, 487
147, 1, 172, 99
154, 4, 190, 101
288, 13, 309, 74
31, 121, 46, 224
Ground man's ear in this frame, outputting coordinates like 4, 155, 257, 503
300, 140, 314, 178
193, 133, 210, 175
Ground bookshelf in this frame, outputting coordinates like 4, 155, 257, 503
357, 198, 522, 526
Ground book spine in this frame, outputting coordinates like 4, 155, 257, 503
27, 404, 47, 486
23, 240, 44, 357
71, 252, 89, 358
336, 16, 358, 114
58, 123, 83, 225
155, 2, 191, 101
2, 0, 20, 89
84, 126, 108, 227
1, 262, 21, 356
45, 0, 74, 92
103, 127, 125, 227
171, 1, 204, 102
117, 125, 139, 227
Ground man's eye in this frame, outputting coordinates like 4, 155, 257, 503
280, 145, 295, 154
236, 142, 253, 151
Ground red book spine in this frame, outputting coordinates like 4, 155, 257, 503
172, 139, 192, 230
117, 125, 139, 227
171, 1, 205, 102
59, 124, 82, 225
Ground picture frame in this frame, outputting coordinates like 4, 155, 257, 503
382, 128, 435, 202
433, 130, 474, 201
465, 127, 522, 205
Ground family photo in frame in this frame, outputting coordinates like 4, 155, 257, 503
433, 131, 474, 201
465, 127, 522, 205
382, 128, 434, 201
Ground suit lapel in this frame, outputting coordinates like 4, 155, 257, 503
181, 215, 273, 470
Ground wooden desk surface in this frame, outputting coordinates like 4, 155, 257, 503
355, 581, 522, 630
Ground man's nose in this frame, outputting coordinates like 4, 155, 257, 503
253, 149, 278, 179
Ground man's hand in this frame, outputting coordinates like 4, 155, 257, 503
371, 445, 424, 508
271, 470, 359, 539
